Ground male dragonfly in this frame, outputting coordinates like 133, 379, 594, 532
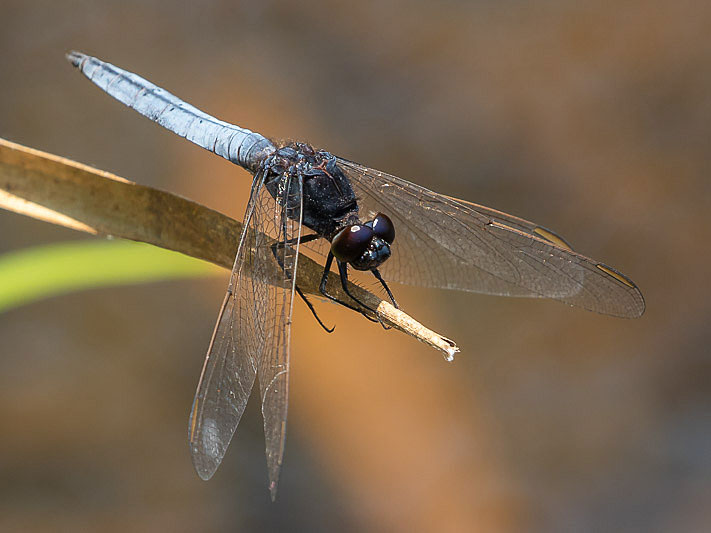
67, 52, 645, 499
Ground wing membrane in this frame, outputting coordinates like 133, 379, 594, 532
188, 169, 302, 496
252, 172, 303, 500
187, 173, 265, 480
336, 158, 645, 318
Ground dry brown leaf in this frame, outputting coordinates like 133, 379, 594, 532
0, 137, 458, 358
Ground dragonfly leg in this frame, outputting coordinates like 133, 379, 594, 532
319, 253, 378, 322
336, 260, 378, 313
271, 233, 334, 332
371, 268, 399, 309
337, 261, 395, 330
295, 285, 334, 333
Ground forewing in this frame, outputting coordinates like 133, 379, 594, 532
251, 172, 303, 500
336, 158, 645, 318
188, 174, 265, 480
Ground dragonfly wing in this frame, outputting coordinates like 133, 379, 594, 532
188, 174, 266, 480
336, 157, 645, 318
250, 171, 303, 500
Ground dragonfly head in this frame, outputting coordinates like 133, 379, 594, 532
331, 213, 395, 271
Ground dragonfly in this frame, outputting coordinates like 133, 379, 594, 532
67, 51, 645, 499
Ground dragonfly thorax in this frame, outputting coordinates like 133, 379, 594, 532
262, 142, 360, 238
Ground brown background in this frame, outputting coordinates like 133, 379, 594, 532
1, 1, 709, 531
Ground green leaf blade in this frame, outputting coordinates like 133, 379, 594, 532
0, 240, 222, 312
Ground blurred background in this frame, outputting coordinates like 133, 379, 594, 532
1, 1, 709, 531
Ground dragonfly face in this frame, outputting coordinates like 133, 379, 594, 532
331, 213, 395, 271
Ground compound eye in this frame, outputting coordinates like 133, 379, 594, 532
331, 225, 374, 262
372, 213, 395, 244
